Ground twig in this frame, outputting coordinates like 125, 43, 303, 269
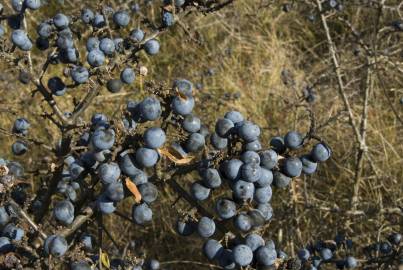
0, 126, 53, 151
60, 205, 94, 238
315, 0, 379, 181
22, 13, 33, 74
8, 198, 47, 239
70, 85, 100, 123
351, 57, 373, 208
160, 260, 222, 268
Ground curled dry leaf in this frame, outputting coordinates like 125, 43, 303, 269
125, 178, 142, 204
157, 147, 194, 165
0, 165, 9, 177
100, 249, 110, 269
175, 87, 190, 101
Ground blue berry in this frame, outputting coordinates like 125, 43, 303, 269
2, 223, 24, 241
13, 118, 30, 134
144, 127, 166, 149
297, 248, 310, 261
131, 3, 140, 13
241, 151, 260, 164
259, 150, 278, 170
37, 22, 53, 38
191, 181, 210, 201
388, 233, 402, 245
200, 168, 221, 188
172, 96, 195, 115
0, 237, 12, 253
105, 182, 125, 202
81, 8, 94, 24
185, 133, 205, 152
311, 143, 331, 162
132, 203, 153, 225
11, 140, 28, 155
11, 0, 23, 12
233, 244, 253, 266
215, 118, 234, 137
0, 206, 10, 226
136, 147, 159, 168
97, 195, 116, 214
215, 198, 236, 219
232, 180, 254, 200
380, 242, 392, 254
60, 48, 78, 63
254, 186, 272, 204
106, 79, 122, 93
144, 39, 160, 55
162, 11, 174, 27
86, 37, 99, 51
130, 171, 148, 186
256, 167, 273, 187
138, 182, 158, 203
300, 155, 317, 175
197, 216, 216, 238
175, 0, 185, 6
56, 35, 74, 50
25, 0, 41, 10
224, 111, 243, 124
283, 157, 303, 177
53, 200, 75, 225
244, 140, 262, 151
91, 128, 115, 150
273, 171, 291, 188
176, 219, 195, 236
284, 131, 303, 150
100, 38, 115, 55
130, 29, 145, 42
121, 67, 135, 84
87, 49, 105, 67
345, 256, 357, 268
119, 153, 143, 177
241, 163, 261, 182
44, 235, 68, 257
114, 38, 124, 53
139, 97, 162, 121
53, 13, 69, 29
238, 121, 260, 142
0, 26, 5, 38
174, 79, 193, 97
93, 13, 106, 28
270, 136, 286, 154
218, 249, 236, 269
211, 133, 228, 150
256, 246, 277, 266
48, 76, 66, 96
183, 114, 201, 133
233, 213, 252, 232
113, 10, 130, 27
203, 239, 223, 260
145, 259, 160, 270
71, 66, 89, 84
245, 233, 265, 252
11, 30, 32, 51
222, 159, 243, 181
320, 248, 333, 261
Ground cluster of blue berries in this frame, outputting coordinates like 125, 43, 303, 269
0, 158, 26, 254
172, 107, 334, 268
2, 0, 186, 96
